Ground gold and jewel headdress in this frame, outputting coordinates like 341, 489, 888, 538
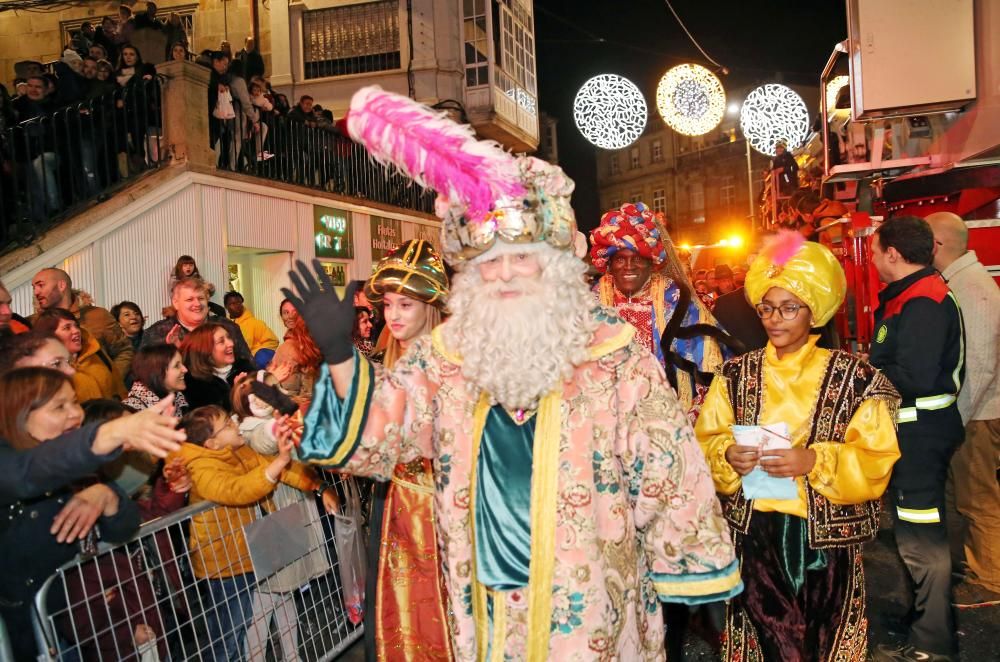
745, 230, 846, 326
364, 239, 449, 308
345, 86, 577, 265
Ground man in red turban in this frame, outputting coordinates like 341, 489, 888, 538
591, 202, 732, 414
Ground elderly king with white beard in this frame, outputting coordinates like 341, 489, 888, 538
288, 86, 741, 661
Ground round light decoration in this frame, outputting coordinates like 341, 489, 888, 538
739, 83, 810, 156
656, 64, 726, 136
573, 74, 647, 149
825, 75, 850, 111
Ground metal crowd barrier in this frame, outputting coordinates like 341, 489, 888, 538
0, 76, 165, 254
223, 99, 437, 215
30, 473, 365, 662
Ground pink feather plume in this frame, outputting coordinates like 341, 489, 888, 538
345, 86, 525, 216
767, 229, 806, 266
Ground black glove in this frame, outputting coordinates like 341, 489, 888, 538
282, 259, 358, 364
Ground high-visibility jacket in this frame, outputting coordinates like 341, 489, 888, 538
868, 266, 965, 493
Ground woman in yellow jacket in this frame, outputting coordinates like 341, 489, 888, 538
34, 308, 126, 401
695, 232, 901, 662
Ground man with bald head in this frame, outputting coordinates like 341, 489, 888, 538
30, 267, 134, 377
926, 212, 1000, 609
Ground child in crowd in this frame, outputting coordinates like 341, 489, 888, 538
249, 81, 274, 161
173, 405, 325, 662
231, 372, 335, 661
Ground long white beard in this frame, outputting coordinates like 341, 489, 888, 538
444, 246, 599, 410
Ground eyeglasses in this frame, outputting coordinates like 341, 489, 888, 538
211, 415, 239, 437
45, 357, 71, 371
755, 303, 808, 320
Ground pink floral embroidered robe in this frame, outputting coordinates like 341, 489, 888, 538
300, 311, 741, 661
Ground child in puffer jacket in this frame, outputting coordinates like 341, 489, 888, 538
230, 371, 337, 661
172, 405, 323, 662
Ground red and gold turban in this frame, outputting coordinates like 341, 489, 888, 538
589, 202, 668, 273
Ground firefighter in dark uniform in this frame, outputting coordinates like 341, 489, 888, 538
869, 217, 965, 662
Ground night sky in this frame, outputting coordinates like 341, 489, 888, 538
533, 0, 848, 230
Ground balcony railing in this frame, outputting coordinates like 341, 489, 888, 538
0, 70, 437, 258
221, 100, 435, 214
1, 77, 165, 253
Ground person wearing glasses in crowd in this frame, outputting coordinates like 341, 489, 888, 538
0, 333, 76, 377
696, 230, 901, 661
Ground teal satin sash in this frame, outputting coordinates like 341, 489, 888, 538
778, 513, 828, 595
475, 406, 535, 590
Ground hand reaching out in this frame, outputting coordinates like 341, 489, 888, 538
163, 457, 192, 494
92, 395, 186, 458
282, 260, 358, 364
274, 415, 297, 461
320, 488, 339, 515
268, 360, 294, 384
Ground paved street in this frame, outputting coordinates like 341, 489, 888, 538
675, 526, 999, 661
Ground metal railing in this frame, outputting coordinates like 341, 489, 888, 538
0, 76, 165, 254
29, 474, 365, 662
218, 99, 435, 215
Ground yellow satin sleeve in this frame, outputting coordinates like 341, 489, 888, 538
807, 398, 900, 504
694, 377, 741, 496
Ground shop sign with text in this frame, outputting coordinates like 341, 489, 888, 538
314, 206, 354, 259
371, 215, 402, 261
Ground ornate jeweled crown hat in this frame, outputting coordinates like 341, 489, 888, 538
345, 86, 577, 265
365, 239, 449, 308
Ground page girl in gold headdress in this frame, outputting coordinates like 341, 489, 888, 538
696, 231, 901, 661
362, 239, 453, 661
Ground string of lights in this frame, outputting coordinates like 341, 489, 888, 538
656, 64, 726, 136
573, 74, 647, 150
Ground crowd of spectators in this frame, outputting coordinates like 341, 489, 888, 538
0, 251, 337, 659
1, 2, 178, 237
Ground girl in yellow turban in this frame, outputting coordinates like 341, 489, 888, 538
695, 230, 902, 661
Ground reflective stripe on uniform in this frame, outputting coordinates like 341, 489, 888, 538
914, 394, 957, 410
947, 291, 965, 395
897, 393, 958, 423
897, 507, 941, 524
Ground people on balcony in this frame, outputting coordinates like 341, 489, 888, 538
208, 50, 259, 171
115, 44, 159, 168
771, 140, 799, 196
11, 75, 60, 221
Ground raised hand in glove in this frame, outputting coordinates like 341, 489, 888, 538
282, 259, 358, 364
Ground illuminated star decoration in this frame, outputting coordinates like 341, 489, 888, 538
573, 74, 648, 149
740, 83, 810, 156
825, 75, 850, 111
656, 64, 726, 136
